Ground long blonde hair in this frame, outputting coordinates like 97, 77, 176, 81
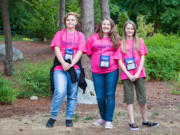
96, 18, 121, 50
122, 20, 140, 53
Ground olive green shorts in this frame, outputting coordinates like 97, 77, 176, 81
122, 78, 146, 105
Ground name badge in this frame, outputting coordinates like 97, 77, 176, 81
64, 48, 74, 61
100, 55, 110, 68
125, 57, 136, 71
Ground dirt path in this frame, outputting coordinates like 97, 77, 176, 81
0, 82, 180, 135
0, 41, 180, 135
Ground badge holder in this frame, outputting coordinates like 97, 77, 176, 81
64, 48, 74, 61
124, 57, 136, 71
100, 55, 110, 68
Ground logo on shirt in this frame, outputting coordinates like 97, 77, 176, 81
62, 40, 77, 46
95, 44, 113, 49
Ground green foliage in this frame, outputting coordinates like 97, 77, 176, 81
0, 34, 35, 41
145, 33, 180, 80
137, 15, 154, 39
13, 61, 52, 98
119, 0, 180, 34
0, 73, 17, 104
66, 0, 80, 14
117, 11, 129, 36
22, 0, 59, 40
109, 3, 121, 24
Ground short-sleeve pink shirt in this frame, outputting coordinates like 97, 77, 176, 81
50, 28, 86, 71
114, 38, 148, 80
86, 33, 119, 74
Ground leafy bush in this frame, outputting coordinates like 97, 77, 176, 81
22, 0, 59, 40
0, 74, 17, 104
137, 15, 154, 39
13, 61, 52, 98
117, 11, 129, 36
145, 33, 180, 80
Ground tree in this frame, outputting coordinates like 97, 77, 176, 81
59, 0, 65, 29
1, 0, 13, 76
99, 0, 110, 20
117, 11, 129, 36
80, 0, 94, 79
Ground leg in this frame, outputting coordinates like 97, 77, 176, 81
139, 104, 148, 122
134, 78, 147, 121
66, 69, 81, 120
127, 104, 135, 123
50, 70, 68, 120
122, 79, 135, 123
104, 69, 119, 122
92, 73, 106, 121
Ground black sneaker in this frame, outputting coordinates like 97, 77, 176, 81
46, 118, 56, 128
129, 123, 139, 131
66, 120, 73, 127
142, 121, 159, 127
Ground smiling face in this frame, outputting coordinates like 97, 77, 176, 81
101, 19, 111, 34
125, 23, 135, 38
65, 15, 77, 29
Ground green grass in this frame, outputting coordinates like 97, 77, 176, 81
0, 34, 37, 41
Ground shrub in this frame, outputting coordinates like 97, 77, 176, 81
117, 11, 129, 36
22, 0, 59, 40
13, 61, 52, 98
137, 14, 154, 39
0, 73, 17, 104
145, 33, 180, 80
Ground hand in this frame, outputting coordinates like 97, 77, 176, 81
62, 62, 71, 71
133, 72, 140, 80
127, 73, 135, 82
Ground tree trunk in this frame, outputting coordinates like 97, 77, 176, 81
99, 0, 110, 20
1, 0, 13, 76
80, 0, 94, 80
59, 0, 65, 29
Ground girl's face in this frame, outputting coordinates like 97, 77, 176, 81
65, 15, 77, 29
125, 23, 135, 38
102, 20, 111, 34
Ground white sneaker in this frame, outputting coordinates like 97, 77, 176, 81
93, 119, 106, 126
105, 122, 113, 129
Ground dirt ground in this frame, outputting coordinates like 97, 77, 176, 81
0, 41, 180, 135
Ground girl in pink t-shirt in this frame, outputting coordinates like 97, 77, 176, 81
115, 20, 159, 130
46, 12, 86, 128
86, 18, 121, 129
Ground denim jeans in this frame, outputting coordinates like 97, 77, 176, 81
92, 69, 119, 122
50, 69, 80, 120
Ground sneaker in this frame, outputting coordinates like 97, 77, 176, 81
93, 119, 106, 126
46, 118, 56, 128
129, 123, 139, 131
66, 120, 73, 127
105, 122, 113, 129
142, 121, 159, 127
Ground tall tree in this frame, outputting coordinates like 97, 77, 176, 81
1, 0, 13, 76
59, 0, 65, 29
80, 0, 94, 79
99, 0, 110, 20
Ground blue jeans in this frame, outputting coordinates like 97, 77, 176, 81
50, 69, 80, 120
92, 69, 119, 122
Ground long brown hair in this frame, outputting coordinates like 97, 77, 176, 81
96, 18, 121, 49
122, 20, 140, 53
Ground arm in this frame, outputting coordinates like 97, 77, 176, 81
118, 60, 135, 82
71, 50, 83, 67
133, 55, 145, 80
54, 46, 71, 71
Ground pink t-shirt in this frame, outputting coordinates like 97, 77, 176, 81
86, 33, 119, 74
50, 28, 86, 71
114, 38, 148, 80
